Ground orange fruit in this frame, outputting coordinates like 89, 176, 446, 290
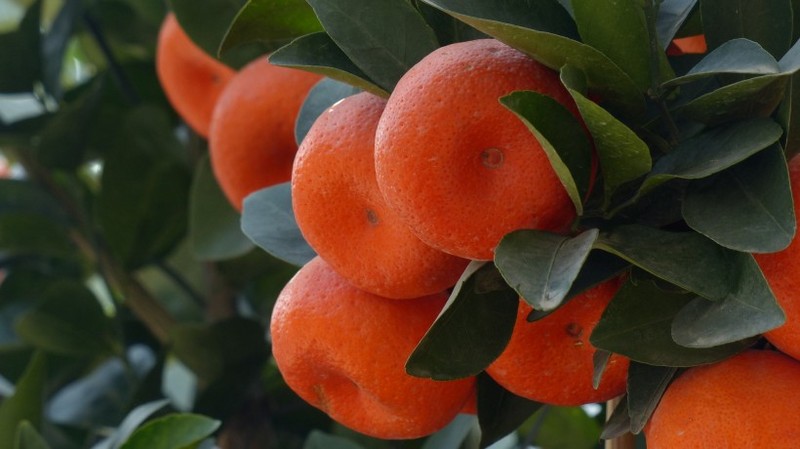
209, 58, 321, 211
156, 13, 234, 137
291, 92, 469, 299
485, 278, 628, 406
645, 350, 800, 447
666, 34, 707, 56
754, 155, 800, 362
270, 256, 476, 439
375, 38, 578, 261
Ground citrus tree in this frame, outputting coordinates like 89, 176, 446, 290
2, 0, 800, 448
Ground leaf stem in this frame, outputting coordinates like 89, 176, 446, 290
644, 0, 680, 144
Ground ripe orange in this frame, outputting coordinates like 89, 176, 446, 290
666, 34, 708, 56
375, 39, 578, 261
156, 13, 235, 137
645, 350, 800, 447
754, 155, 800, 362
270, 256, 476, 439
209, 58, 321, 211
485, 278, 628, 406
291, 92, 469, 299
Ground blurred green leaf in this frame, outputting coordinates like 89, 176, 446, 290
295, 78, 360, 145
700, 0, 793, 58
91, 399, 170, 449
303, 430, 365, 449
495, 229, 597, 312
530, 406, 601, 449
188, 154, 254, 261
241, 182, 316, 267
15, 280, 119, 357
590, 280, 756, 367
477, 374, 542, 449
0, 352, 46, 449
683, 144, 796, 253
656, 0, 698, 48
677, 73, 789, 124
500, 91, 593, 213
14, 421, 50, 449
406, 263, 519, 380
41, 0, 81, 99
626, 362, 676, 434
0, 180, 66, 222
119, 413, 220, 449
220, 0, 323, 55
671, 252, 785, 348
0, 214, 74, 258
269, 32, 388, 97
0, 0, 41, 93
665, 39, 780, 87
305, 0, 439, 92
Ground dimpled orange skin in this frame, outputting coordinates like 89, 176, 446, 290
156, 14, 234, 137
270, 257, 476, 440
209, 58, 321, 211
754, 156, 800, 362
485, 279, 629, 406
645, 350, 800, 448
375, 39, 578, 261
292, 92, 469, 299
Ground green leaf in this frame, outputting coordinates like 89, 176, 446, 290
98, 106, 191, 269
15, 280, 119, 357
595, 225, 734, 301
592, 349, 612, 389
626, 363, 676, 434
700, 0, 793, 58
779, 73, 800, 159
639, 118, 784, 197
500, 91, 593, 213
40, 0, 80, 99
561, 66, 652, 210
416, 2, 487, 46
220, 0, 323, 55
590, 280, 756, 367
530, 406, 602, 449
421, 414, 475, 449
406, 262, 519, 380
305, 0, 439, 92
600, 399, 630, 440
303, 430, 366, 449
14, 421, 50, 449
665, 39, 781, 87
572, 0, 657, 90
91, 400, 170, 449
420, 0, 645, 117
0, 180, 63, 220
295, 77, 360, 145
0, 352, 45, 449
0, 0, 41, 93
656, 0, 698, 48
677, 74, 789, 125
683, 144, 796, 253
671, 252, 785, 348
0, 214, 74, 258
495, 229, 598, 312
119, 413, 221, 449
269, 32, 388, 97
477, 374, 543, 449
240, 182, 316, 267
188, 154, 254, 261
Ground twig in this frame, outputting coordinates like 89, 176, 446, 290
82, 12, 141, 105
156, 260, 207, 308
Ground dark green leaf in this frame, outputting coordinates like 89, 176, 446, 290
677, 74, 789, 125
671, 252, 785, 348
305, 0, 439, 92
119, 413, 221, 449
592, 349, 612, 389
91, 400, 170, 449
530, 406, 601, 449
590, 280, 756, 366
572, 0, 658, 89
0, 352, 45, 449
779, 72, 800, 158
600, 398, 630, 440
220, 0, 323, 55
495, 229, 597, 311
269, 32, 388, 97
0, 0, 41, 93
406, 262, 519, 380
188, 155, 253, 261
477, 374, 543, 449
626, 363, 676, 434
15, 280, 119, 357
0, 214, 74, 258
303, 431, 365, 449
561, 66, 651, 209
656, 0, 698, 48
14, 421, 50, 449
595, 225, 735, 301
295, 78, 360, 145
421, 415, 475, 449
779, 35, 800, 73
683, 144, 796, 253
500, 91, 593, 212
41, 0, 81, 99
416, 2, 487, 46
0, 180, 66, 222
421, 0, 645, 117
241, 182, 316, 267
700, 0, 793, 58
665, 39, 781, 87
639, 118, 784, 196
